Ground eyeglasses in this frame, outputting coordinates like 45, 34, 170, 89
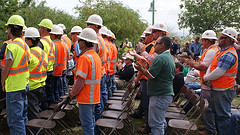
152, 30, 159, 33
87, 23, 94, 26
219, 36, 227, 40
155, 42, 164, 45
145, 34, 151, 37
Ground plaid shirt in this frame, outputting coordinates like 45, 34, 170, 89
217, 45, 237, 71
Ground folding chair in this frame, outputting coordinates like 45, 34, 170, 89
170, 85, 189, 107
96, 88, 139, 135
166, 93, 200, 120
167, 90, 195, 114
113, 75, 136, 93
26, 97, 71, 135
168, 98, 209, 135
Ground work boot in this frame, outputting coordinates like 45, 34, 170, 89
198, 125, 205, 131
137, 127, 149, 134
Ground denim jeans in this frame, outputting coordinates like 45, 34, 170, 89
78, 103, 95, 135
211, 89, 235, 135
6, 84, 29, 135
229, 113, 240, 135
100, 74, 108, 111
107, 74, 116, 98
41, 71, 53, 111
201, 89, 216, 134
148, 95, 173, 135
185, 82, 201, 90
52, 76, 63, 102
62, 70, 68, 94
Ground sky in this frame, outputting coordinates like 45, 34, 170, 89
45, 0, 188, 36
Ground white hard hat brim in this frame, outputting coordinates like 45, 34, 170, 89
220, 32, 238, 42
201, 36, 217, 40
77, 35, 98, 44
85, 21, 103, 27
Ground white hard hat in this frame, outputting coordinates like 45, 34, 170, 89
24, 27, 40, 38
151, 23, 169, 34
201, 30, 217, 40
50, 25, 63, 35
140, 33, 145, 38
100, 26, 109, 36
144, 26, 152, 34
123, 53, 134, 60
86, 14, 103, 26
23, 26, 27, 32
70, 26, 82, 33
77, 28, 98, 44
106, 30, 112, 37
58, 24, 66, 30
220, 27, 238, 42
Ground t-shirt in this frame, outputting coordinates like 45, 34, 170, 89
147, 50, 175, 96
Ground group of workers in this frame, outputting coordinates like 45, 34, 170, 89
126, 20, 239, 135
1, 14, 118, 135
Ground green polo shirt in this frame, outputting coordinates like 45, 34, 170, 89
147, 50, 175, 96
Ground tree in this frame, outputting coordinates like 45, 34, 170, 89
75, 0, 147, 47
178, 0, 240, 35
0, 0, 32, 44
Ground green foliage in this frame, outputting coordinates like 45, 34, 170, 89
75, 0, 147, 48
178, 0, 240, 35
0, 0, 32, 44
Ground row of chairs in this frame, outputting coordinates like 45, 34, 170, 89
96, 79, 138, 135
166, 85, 209, 135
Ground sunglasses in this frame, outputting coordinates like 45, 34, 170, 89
87, 23, 94, 26
219, 36, 227, 40
152, 30, 159, 33
155, 42, 164, 45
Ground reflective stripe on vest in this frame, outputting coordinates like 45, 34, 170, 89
97, 37, 104, 61
85, 53, 99, 103
76, 70, 87, 78
42, 37, 55, 62
9, 40, 29, 75
29, 49, 47, 78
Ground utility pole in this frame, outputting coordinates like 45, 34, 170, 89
148, 0, 156, 25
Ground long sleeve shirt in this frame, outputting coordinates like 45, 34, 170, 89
189, 42, 202, 55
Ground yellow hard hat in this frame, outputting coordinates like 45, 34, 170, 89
38, 19, 53, 29
5, 15, 25, 27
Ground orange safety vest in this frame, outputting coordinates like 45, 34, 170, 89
1, 39, 12, 68
61, 40, 69, 70
199, 44, 219, 82
209, 46, 238, 89
61, 35, 72, 51
103, 37, 111, 73
53, 40, 66, 76
97, 34, 107, 75
148, 40, 156, 55
139, 41, 155, 80
76, 49, 102, 104
109, 41, 117, 75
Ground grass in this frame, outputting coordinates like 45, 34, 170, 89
1, 96, 240, 135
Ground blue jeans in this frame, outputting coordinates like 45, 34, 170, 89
6, 84, 29, 135
211, 89, 235, 135
62, 70, 68, 94
201, 89, 216, 134
229, 113, 240, 135
78, 103, 95, 135
148, 95, 173, 135
52, 76, 63, 102
100, 74, 108, 111
185, 82, 201, 90
107, 74, 116, 98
